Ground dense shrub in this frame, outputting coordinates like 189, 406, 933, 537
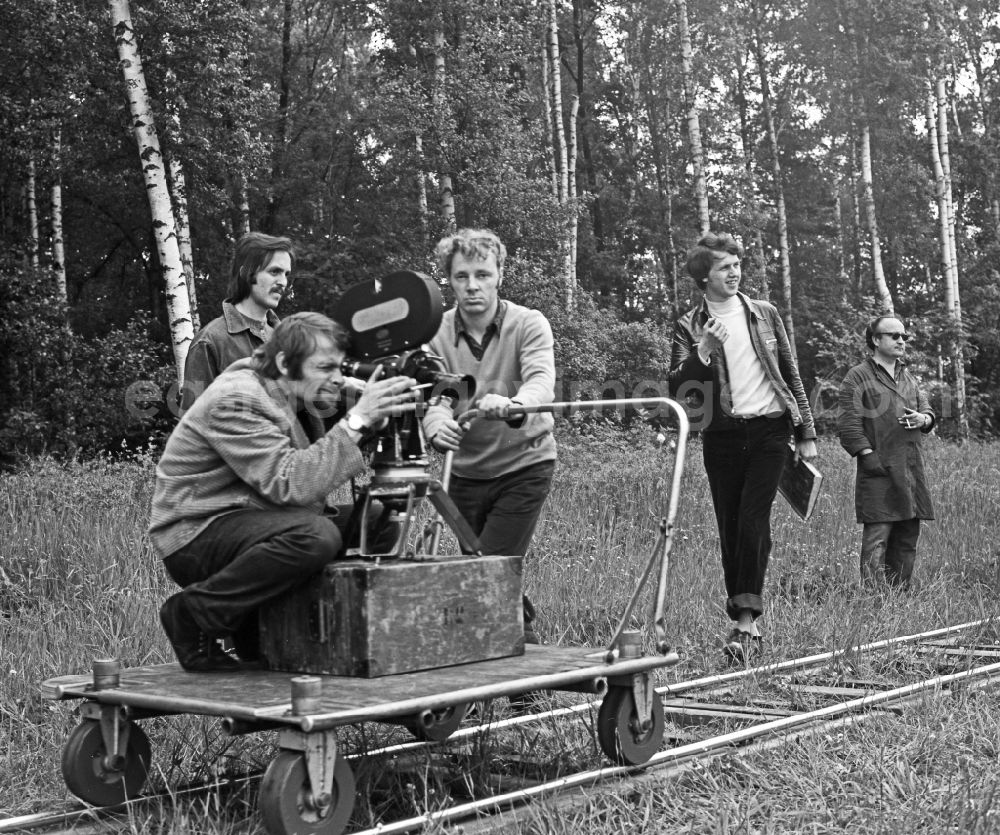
0, 261, 174, 462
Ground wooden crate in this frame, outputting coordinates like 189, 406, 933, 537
258, 555, 524, 677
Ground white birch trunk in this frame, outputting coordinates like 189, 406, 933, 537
433, 28, 456, 231
547, 0, 569, 206
27, 156, 40, 269
168, 150, 199, 332
163, 70, 199, 332
675, 0, 710, 235
235, 175, 251, 237
859, 122, 893, 314
50, 130, 67, 308
545, 1, 574, 309
109, 0, 192, 381
936, 78, 961, 321
926, 87, 955, 316
932, 78, 968, 435
415, 134, 429, 243
751, 2, 795, 355
541, 45, 558, 196
567, 93, 580, 308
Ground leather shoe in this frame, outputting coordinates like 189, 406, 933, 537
723, 628, 762, 664
160, 594, 239, 672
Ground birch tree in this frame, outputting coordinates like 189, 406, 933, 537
750, 0, 796, 353
108, 0, 192, 381
432, 27, 456, 231
927, 78, 968, 434
546, 0, 576, 309
26, 156, 39, 269
50, 130, 67, 309
858, 121, 892, 314
674, 0, 710, 235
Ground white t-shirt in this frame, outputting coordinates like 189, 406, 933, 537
705, 297, 783, 418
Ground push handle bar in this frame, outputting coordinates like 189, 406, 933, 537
455, 398, 690, 659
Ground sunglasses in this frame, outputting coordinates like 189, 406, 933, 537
876, 332, 910, 341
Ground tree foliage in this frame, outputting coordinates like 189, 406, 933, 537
2, 0, 1000, 454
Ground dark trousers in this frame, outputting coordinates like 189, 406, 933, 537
448, 460, 555, 557
860, 519, 920, 588
702, 417, 790, 621
163, 504, 395, 638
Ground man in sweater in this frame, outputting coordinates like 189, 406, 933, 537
151, 312, 417, 671
422, 228, 556, 642
180, 232, 294, 411
669, 232, 817, 663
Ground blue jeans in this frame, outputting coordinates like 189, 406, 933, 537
163, 503, 395, 638
860, 519, 920, 588
448, 460, 555, 557
702, 416, 791, 621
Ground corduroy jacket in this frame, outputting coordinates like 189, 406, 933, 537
668, 293, 817, 441
149, 360, 364, 558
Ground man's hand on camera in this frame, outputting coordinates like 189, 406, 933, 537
431, 418, 464, 452
349, 365, 419, 428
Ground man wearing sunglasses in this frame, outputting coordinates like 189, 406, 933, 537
838, 315, 935, 588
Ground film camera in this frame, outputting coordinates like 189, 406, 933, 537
332, 271, 481, 558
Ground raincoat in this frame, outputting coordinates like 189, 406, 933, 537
838, 357, 935, 524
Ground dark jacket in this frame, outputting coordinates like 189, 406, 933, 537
180, 302, 280, 410
668, 293, 817, 441
838, 357, 935, 523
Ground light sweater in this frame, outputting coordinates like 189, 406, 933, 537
706, 296, 783, 418
422, 301, 557, 479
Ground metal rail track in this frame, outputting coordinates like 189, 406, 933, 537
4, 618, 998, 835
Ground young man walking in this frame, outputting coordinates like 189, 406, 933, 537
669, 232, 817, 662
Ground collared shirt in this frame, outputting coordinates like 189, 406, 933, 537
453, 301, 507, 360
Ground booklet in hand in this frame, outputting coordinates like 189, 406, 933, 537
778, 444, 823, 521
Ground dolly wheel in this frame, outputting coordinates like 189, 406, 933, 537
596, 685, 664, 766
405, 702, 469, 742
61, 719, 152, 806
259, 750, 355, 835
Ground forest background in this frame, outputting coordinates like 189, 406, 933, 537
2, 0, 999, 460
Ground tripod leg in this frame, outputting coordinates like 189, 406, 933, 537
426, 482, 483, 556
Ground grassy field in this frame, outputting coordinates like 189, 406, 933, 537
2, 430, 1000, 832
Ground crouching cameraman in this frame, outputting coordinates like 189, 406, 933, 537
149, 312, 418, 671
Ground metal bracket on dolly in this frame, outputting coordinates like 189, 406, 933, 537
606, 672, 657, 731
277, 727, 339, 811
80, 701, 132, 772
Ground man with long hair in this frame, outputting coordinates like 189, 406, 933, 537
180, 232, 295, 410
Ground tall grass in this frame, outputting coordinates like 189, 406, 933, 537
2, 432, 999, 831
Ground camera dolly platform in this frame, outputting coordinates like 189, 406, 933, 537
42, 639, 680, 834
41, 390, 689, 835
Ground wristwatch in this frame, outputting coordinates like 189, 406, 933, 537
346, 410, 369, 433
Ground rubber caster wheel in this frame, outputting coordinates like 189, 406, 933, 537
405, 702, 469, 742
61, 719, 152, 806
259, 750, 355, 835
597, 685, 664, 766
